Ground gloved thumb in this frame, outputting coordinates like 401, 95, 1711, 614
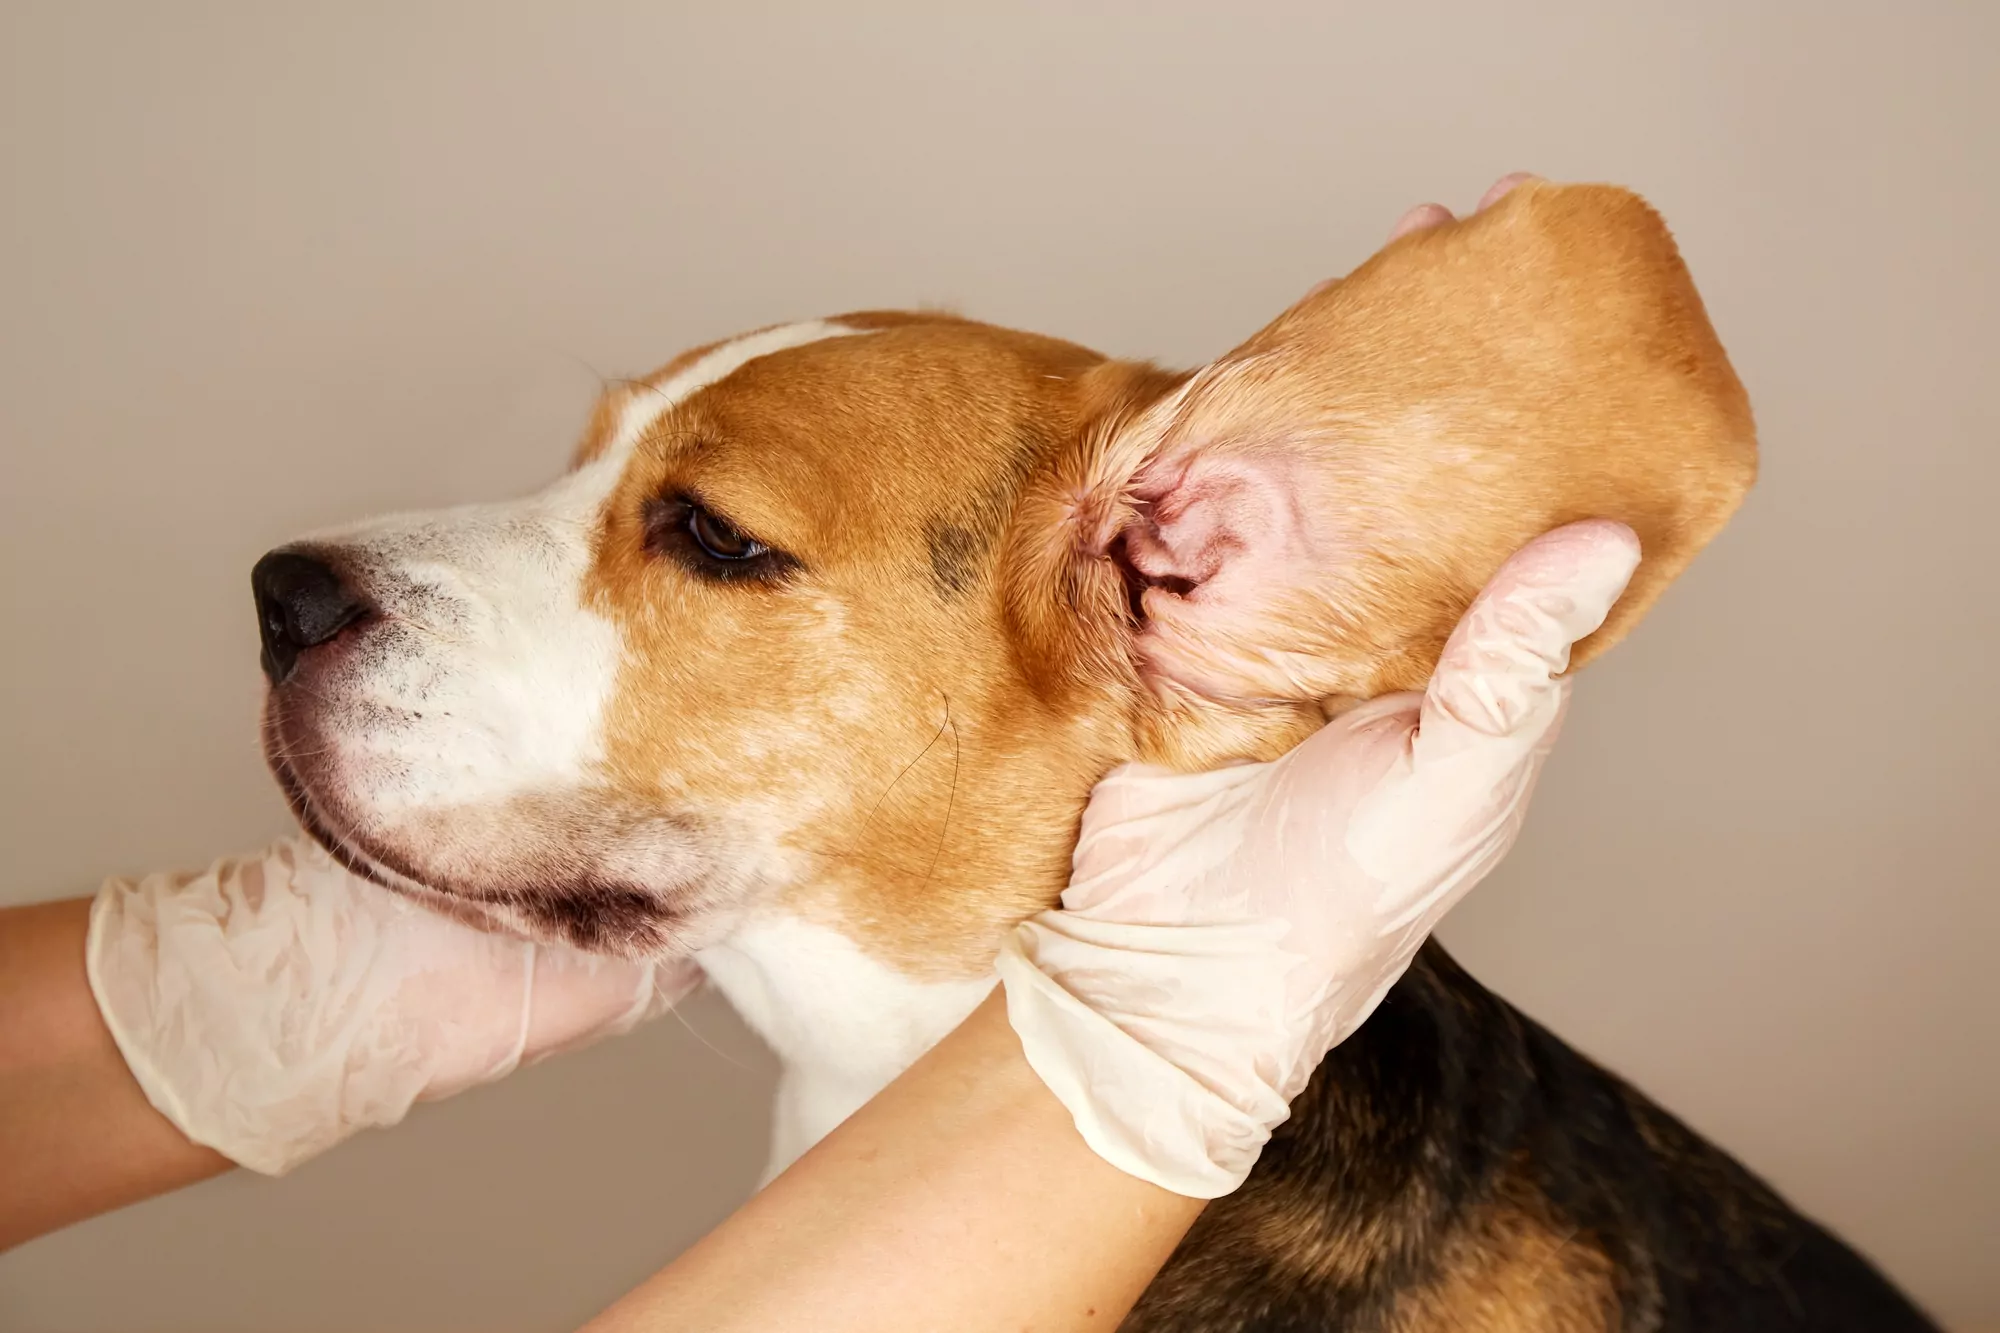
1414, 519, 1641, 768
1338, 521, 1639, 919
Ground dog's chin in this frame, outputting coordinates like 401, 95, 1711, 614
261, 737, 521, 936
261, 719, 713, 958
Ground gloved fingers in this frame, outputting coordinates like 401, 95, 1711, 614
1078, 762, 1266, 832
1068, 522, 1632, 930
518, 948, 705, 1062
1063, 762, 1272, 910
90, 832, 706, 1170
1341, 523, 1631, 910
1281, 689, 1423, 785
372, 908, 706, 1099
642, 954, 708, 1020
1387, 202, 1455, 241
1476, 172, 1540, 212
1413, 519, 1639, 768
423, 942, 711, 1101
1387, 174, 1539, 243
89, 835, 457, 1172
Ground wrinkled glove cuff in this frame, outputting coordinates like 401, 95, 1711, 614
996, 913, 1288, 1199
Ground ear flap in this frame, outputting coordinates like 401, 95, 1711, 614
1010, 182, 1756, 765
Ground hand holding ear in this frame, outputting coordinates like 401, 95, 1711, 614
1075, 169, 1743, 724
88, 837, 700, 1175
997, 518, 1641, 1198
1386, 170, 1537, 241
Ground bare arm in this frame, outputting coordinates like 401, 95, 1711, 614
3, 893, 1199, 1330
585, 990, 1204, 1333
0, 898, 231, 1250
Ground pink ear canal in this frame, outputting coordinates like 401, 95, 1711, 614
1104, 518, 1198, 627
1097, 451, 1266, 627
1078, 442, 1338, 704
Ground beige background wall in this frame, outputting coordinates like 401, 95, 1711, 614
2, 2, 1994, 1329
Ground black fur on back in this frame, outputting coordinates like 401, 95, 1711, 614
1124, 942, 1937, 1332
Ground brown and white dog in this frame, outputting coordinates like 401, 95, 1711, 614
252, 181, 1935, 1330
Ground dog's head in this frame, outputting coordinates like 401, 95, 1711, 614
255, 182, 1754, 977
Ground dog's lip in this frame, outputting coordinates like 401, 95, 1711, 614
259, 708, 714, 948
263, 726, 407, 896
262, 702, 459, 904
263, 731, 552, 940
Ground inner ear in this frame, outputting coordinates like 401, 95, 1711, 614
1105, 438, 1347, 702
1000, 363, 1344, 770
1117, 451, 1281, 600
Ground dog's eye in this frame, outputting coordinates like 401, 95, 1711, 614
687, 505, 762, 561
642, 494, 794, 583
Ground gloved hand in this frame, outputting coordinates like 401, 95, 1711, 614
87, 836, 698, 1176
996, 519, 1641, 1198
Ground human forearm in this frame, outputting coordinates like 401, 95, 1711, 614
585, 991, 1203, 1333
0, 898, 231, 1250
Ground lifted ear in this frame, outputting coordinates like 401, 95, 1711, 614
1003, 359, 1351, 769
1007, 182, 1756, 766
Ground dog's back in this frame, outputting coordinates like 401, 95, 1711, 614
1130, 943, 1938, 1331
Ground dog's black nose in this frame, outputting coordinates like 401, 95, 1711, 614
251, 550, 369, 686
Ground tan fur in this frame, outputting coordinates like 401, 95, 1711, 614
1018, 181, 1755, 765
582, 319, 1131, 974
575, 182, 1755, 968
1387, 1201, 1620, 1333
1122, 1142, 1621, 1330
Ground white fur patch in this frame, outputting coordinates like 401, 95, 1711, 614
284, 320, 868, 900
600, 319, 867, 471
697, 914, 996, 1179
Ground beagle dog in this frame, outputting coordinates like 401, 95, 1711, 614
251, 179, 1934, 1330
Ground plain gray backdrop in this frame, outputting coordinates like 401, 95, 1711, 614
2, 3, 1994, 1329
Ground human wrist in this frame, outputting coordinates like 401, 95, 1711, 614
995, 910, 1288, 1199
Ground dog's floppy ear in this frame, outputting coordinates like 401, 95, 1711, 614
1005, 182, 1757, 767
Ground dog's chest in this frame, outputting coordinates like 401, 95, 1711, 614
697, 913, 995, 1178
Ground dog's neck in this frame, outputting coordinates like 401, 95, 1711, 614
697, 911, 996, 1179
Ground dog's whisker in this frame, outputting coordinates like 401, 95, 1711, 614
387, 615, 469, 646
856, 705, 953, 837
664, 998, 759, 1076
281, 678, 336, 708
916, 697, 959, 894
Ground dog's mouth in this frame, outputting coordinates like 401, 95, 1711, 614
261, 706, 515, 932
260, 704, 710, 955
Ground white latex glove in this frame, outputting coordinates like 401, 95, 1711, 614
996, 519, 1642, 1198
87, 835, 698, 1176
